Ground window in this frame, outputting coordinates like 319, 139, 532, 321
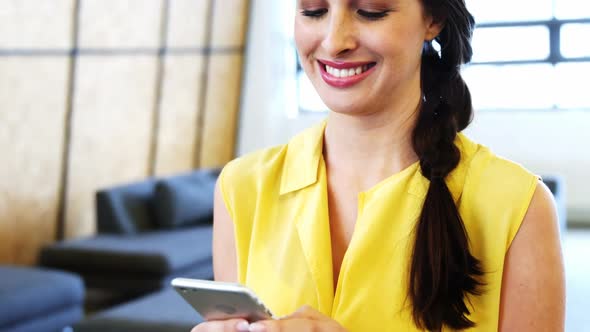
295, 0, 590, 112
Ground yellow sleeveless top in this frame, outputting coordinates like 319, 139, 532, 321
219, 120, 538, 331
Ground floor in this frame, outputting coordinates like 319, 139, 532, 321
564, 229, 590, 331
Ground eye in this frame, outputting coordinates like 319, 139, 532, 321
357, 9, 392, 20
301, 8, 328, 19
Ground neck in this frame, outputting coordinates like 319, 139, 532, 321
323, 94, 421, 191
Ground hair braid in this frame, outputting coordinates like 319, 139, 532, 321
407, 1, 485, 330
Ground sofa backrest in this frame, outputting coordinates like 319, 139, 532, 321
96, 179, 158, 234
153, 168, 219, 229
95, 168, 221, 234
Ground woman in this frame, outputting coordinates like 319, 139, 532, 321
193, 0, 565, 331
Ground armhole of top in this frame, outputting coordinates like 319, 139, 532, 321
219, 163, 246, 283
506, 175, 540, 251
218, 164, 236, 224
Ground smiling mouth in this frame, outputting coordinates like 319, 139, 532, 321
322, 62, 377, 78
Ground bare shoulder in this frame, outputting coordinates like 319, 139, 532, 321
498, 180, 565, 331
523, 181, 560, 229
213, 177, 238, 282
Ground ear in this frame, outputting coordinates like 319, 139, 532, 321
424, 15, 444, 41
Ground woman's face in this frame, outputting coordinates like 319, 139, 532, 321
295, 0, 441, 115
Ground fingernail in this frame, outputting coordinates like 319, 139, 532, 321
248, 323, 266, 332
236, 321, 250, 332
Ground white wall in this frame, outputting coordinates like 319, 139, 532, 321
238, 0, 590, 225
465, 111, 590, 224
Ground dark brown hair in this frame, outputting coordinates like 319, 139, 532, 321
409, 0, 484, 330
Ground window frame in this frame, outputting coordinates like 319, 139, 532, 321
472, 18, 590, 65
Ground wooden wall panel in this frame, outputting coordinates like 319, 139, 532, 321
199, 54, 244, 168
210, 0, 250, 48
78, 0, 162, 48
0, 58, 69, 264
0, 0, 252, 264
154, 55, 205, 176
167, 0, 211, 48
0, 0, 74, 48
197, 0, 250, 168
64, 56, 158, 238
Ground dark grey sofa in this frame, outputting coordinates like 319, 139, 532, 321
74, 288, 201, 332
39, 168, 220, 300
0, 265, 84, 332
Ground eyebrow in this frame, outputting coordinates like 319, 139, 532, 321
351, 0, 399, 6
298, 0, 328, 7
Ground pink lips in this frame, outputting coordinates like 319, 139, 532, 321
318, 59, 376, 88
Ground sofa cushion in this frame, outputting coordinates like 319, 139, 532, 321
0, 266, 84, 329
39, 226, 213, 276
80, 262, 213, 294
154, 170, 217, 229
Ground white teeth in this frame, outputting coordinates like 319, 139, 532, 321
325, 64, 370, 78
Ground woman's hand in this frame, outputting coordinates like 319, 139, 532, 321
248, 305, 347, 332
191, 317, 251, 332
191, 305, 348, 332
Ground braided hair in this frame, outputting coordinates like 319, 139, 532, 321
408, 0, 484, 330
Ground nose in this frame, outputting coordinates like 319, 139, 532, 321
321, 10, 358, 58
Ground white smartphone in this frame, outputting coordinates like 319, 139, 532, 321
171, 278, 275, 322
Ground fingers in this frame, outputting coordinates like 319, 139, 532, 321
191, 318, 250, 332
281, 305, 327, 320
248, 318, 309, 332
247, 306, 333, 332
248, 318, 341, 332
190, 307, 339, 332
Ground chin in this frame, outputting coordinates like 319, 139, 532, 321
321, 98, 369, 115
313, 80, 382, 115
317, 89, 375, 115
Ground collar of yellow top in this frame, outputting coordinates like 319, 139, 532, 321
279, 119, 478, 203
279, 120, 327, 195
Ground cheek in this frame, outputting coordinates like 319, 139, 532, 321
363, 28, 424, 63
294, 21, 323, 76
294, 18, 323, 69
294, 20, 314, 58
